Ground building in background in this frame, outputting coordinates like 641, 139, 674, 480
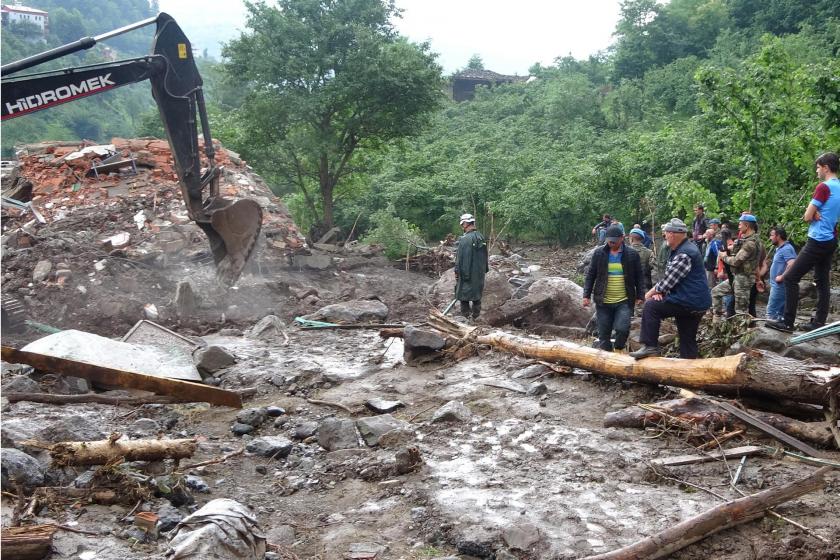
1, 1, 49, 33
450, 69, 527, 102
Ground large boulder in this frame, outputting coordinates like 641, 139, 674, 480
302, 300, 388, 324
1, 448, 45, 488
526, 277, 591, 328
317, 418, 359, 451
429, 268, 512, 311
355, 415, 409, 447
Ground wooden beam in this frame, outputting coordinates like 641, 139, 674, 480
1, 346, 241, 408
650, 445, 765, 467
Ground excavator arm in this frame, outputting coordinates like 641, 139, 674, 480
1, 13, 262, 286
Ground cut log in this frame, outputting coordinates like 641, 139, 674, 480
4, 392, 177, 406
583, 466, 831, 560
27, 437, 197, 467
1, 346, 241, 408
1, 524, 57, 560
34, 487, 120, 504
604, 398, 836, 450
427, 310, 840, 406
482, 294, 552, 327
378, 328, 405, 339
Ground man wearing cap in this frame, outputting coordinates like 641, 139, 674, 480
711, 213, 761, 318
455, 213, 489, 320
628, 228, 654, 291
630, 218, 711, 359
769, 152, 840, 332
583, 225, 644, 352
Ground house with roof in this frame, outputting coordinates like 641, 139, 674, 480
1, 2, 49, 33
450, 69, 527, 102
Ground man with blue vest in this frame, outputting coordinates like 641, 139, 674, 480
768, 152, 840, 332
630, 218, 711, 359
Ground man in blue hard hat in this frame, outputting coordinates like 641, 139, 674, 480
711, 213, 761, 319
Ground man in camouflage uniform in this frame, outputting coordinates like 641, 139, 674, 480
628, 228, 654, 291
711, 213, 760, 318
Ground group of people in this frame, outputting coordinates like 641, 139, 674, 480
583, 151, 839, 359
452, 152, 839, 359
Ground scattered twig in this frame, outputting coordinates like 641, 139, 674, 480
178, 447, 244, 470
305, 398, 354, 414
409, 403, 438, 422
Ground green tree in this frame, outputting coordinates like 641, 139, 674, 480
466, 54, 485, 70
223, 0, 443, 232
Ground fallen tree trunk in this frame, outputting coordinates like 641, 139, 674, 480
605, 398, 837, 449
582, 466, 830, 560
28, 437, 197, 466
34, 487, 120, 504
427, 310, 840, 406
1, 525, 57, 560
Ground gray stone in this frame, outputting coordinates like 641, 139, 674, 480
230, 422, 255, 436
157, 503, 183, 532
1, 448, 45, 488
2, 375, 40, 393
194, 345, 236, 374
782, 342, 840, 365
302, 299, 389, 324
512, 364, 551, 379
48, 375, 90, 394
410, 507, 427, 521
355, 414, 408, 447
744, 327, 788, 353
502, 522, 541, 551
317, 418, 359, 451
364, 398, 405, 414
293, 422, 318, 440
273, 417, 288, 428
527, 276, 591, 327
376, 428, 416, 449
265, 406, 285, 417
73, 469, 96, 488
403, 326, 446, 351
266, 525, 295, 546
128, 418, 160, 437
175, 280, 198, 317
39, 415, 105, 443
246, 436, 293, 459
527, 382, 548, 396
1, 396, 9, 413
1, 418, 38, 449
184, 475, 210, 493
245, 315, 287, 340
236, 407, 267, 427
32, 259, 52, 282
455, 525, 498, 558
293, 254, 333, 270
431, 400, 472, 423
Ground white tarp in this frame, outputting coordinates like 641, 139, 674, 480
167, 499, 266, 559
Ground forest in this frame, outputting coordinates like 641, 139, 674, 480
3, 0, 839, 249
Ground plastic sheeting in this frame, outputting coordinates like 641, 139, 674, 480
167, 499, 266, 559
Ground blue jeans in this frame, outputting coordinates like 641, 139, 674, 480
766, 283, 785, 321
595, 301, 631, 351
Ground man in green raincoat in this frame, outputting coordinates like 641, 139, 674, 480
455, 213, 489, 320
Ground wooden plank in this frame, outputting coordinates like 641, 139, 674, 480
710, 399, 825, 458
1, 346, 241, 408
650, 445, 765, 467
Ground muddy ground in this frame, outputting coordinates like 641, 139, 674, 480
2, 239, 839, 560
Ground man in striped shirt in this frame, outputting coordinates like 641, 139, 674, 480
583, 225, 644, 352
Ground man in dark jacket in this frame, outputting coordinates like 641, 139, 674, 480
455, 213, 489, 320
692, 204, 709, 255
583, 225, 644, 352
630, 218, 711, 359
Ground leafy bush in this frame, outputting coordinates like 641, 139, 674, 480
361, 208, 425, 260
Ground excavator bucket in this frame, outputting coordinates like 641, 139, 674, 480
208, 198, 263, 286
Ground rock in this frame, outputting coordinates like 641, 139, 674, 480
356, 415, 408, 447
376, 428, 415, 449
512, 364, 551, 379
1, 448, 45, 488
2, 375, 40, 393
47, 375, 90, 394
39, 415, 105, 443
73, 469, 96, 488
157, 503, 184, 532
246, 436, 293, 459
455, 526, 498, 558
293, 422, 318, 440
364, 398, 405, 414
394, 445, 422, 474
403, 326, 446, 351
502, 522, 541, 551
128, 418, 160, 437
194, 345, 236, 374
1, 418, 38, 449
266, 525, 295, 546
293, 254, 333, 270
346, 543, 386, 559
782, 341, 840, 365
265, 406, 285, 417
245, 315, 287, 340
32, 259, 52, 282
175, 280, 198, 317
526, 382, 548, 396
302, 299, 389, 324
0, 396, 9, 413
273, 417, 288, 428
231, 422, 255, 436
431, 400, 472, 423
526, 277, 591, 327
410, 507, 427, 521
743, 327, 788, 353
317, 418, 359, 451
184, 475, 210, 493
236, 407, 268, 427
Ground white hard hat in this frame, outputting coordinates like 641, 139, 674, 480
459, 213, 475, 225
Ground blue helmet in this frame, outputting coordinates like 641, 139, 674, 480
739, 213, 757, 223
